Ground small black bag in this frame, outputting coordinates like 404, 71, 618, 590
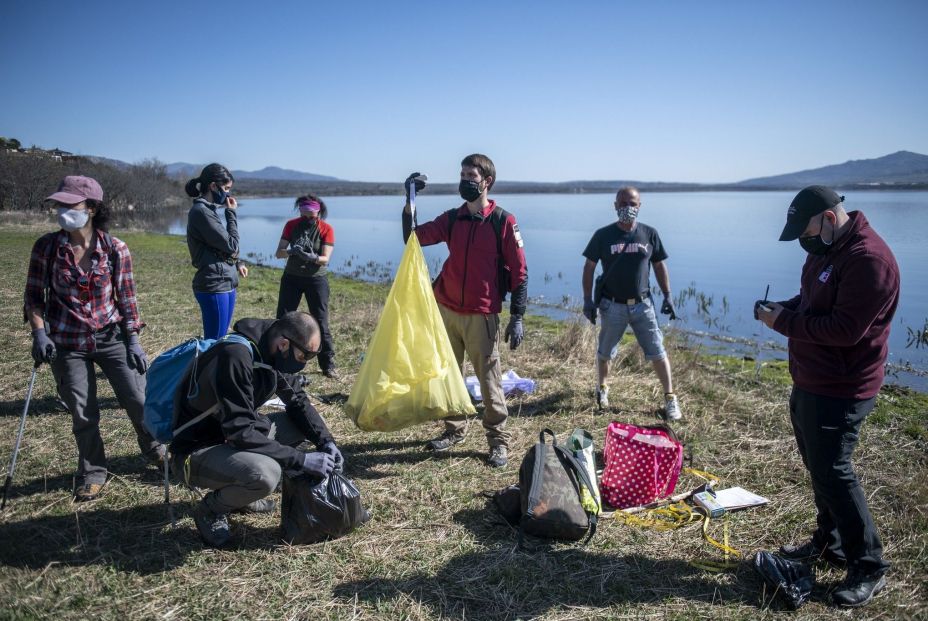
752, 551, 815, 610
280, 471, 370, 544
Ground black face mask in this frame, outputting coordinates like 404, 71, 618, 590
211, 185, 228, 205
272, 346, 307, 374
798, 213, 833, 256
458, 179, 482, 202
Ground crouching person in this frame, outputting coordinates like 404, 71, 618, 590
169, 311, 343, 547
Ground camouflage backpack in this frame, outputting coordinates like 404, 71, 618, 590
518, 428, 598, 544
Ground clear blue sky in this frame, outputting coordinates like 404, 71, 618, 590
2, 0, 926, 183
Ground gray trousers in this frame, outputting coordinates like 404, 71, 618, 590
438, 306, 510, 448
51, 324, 160, 485
183, 411, 307, 514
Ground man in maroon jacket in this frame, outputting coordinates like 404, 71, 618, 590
402, 154, 528, 468
757, 185, 899, 608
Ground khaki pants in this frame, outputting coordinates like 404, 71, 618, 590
439, 306, 510, 448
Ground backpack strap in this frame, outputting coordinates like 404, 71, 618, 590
555, 444, 600, 545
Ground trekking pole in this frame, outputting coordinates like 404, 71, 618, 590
2, 362, 40, 510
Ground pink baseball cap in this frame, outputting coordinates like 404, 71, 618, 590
46, 176, 104, 204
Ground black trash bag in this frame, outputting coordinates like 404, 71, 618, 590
753, 551, 815, 610
281, 471, 370, 544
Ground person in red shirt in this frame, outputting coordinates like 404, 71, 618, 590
275, 195, 338, 378
24, 176, 163, 502
757, 185, 899, 608
401, 154, 528, 468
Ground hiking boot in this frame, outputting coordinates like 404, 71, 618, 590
74, 482, 104, 502
193, 500, 231, 548
487, 446, 508, 468
595, 385, 609, 411
322, 368, 340, 380
780, 540, 847, 568
233, 498, 277, 514
832, 569, 887, 607
425, 431, 465, 452
663, 393, 682, 421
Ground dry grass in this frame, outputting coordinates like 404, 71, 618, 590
0, 224, 926, 620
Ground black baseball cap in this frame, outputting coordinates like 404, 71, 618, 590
778, 185, 845, 241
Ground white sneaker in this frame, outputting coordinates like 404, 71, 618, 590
664, 393, 682, 421
596, 385, 609, 411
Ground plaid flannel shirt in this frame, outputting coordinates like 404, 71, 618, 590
24, 231, 144, 351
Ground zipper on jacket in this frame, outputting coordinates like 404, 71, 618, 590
459, 219, 478, 307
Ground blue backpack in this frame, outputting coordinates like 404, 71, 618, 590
143, 333, 266, 444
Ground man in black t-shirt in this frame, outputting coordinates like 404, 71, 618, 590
581, 186, 682, 420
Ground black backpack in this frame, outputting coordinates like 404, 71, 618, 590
518, 429, 598, 544
446, 206, 513, 301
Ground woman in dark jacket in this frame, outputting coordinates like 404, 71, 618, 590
185, 163, 248, 339
274, 195, 337, 377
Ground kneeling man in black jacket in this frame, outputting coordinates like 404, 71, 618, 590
171, 311, 341, 547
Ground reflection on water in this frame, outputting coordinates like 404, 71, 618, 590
166, 191, 928, 389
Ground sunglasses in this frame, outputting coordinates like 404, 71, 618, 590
76, 273, 91, 303
284, 336, 319, 361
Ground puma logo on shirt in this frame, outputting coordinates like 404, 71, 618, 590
610, 242, 650, 255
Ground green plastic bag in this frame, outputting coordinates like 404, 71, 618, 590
345, 233, 476, 431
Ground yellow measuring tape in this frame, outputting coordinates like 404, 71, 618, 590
610, 468, 742, 572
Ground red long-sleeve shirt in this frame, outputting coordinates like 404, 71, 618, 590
773, 211, 900, 399
411, 201, 528, 315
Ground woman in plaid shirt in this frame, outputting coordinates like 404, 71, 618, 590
24, 176, 164, 502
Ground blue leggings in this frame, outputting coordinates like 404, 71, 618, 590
194, 290, 237, 340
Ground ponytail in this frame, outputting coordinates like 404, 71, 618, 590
184, 178, 201, 197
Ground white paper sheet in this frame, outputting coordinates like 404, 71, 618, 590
713, 486, 769, 510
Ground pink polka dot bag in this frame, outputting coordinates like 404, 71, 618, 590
600, 422, 684, 509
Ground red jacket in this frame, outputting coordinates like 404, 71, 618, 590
773, 211, 900, 399
406, 201, 527, 315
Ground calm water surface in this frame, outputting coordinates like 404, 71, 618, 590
169, 191, 928, 389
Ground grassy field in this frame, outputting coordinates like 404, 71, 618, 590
0, 222, 926, 620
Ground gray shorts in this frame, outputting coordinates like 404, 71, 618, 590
597, 297, 666, 362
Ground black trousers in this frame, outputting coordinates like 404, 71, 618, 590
789, 386, 889, 575
276, 272, 335, 372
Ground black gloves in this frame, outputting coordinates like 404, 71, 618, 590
404, 172, 426, 201
504, 315, 524, 350
31, 328, 57, 365
583, 298, 597, 325
660, 295, 678, 320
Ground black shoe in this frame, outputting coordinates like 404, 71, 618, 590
487, 446, 508, 468
832, 569, 887, 608
322, 368, 340, 380
232, 498, 277, 514
193, 500, 231, 548
145, 444, 168, 468
780, 540, 846, 568
425, 432, 465, 452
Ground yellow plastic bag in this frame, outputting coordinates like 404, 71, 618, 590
345, 233, 476, 431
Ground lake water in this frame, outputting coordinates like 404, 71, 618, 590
168, 191, 928, 390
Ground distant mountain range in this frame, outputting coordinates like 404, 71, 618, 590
79, 151, 927, 194
735, 151, 928, 188
163, 162, 339, 182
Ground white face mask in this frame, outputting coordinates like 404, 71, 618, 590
57, 207, 90, 232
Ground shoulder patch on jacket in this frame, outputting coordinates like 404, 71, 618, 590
512, 223, 524, 248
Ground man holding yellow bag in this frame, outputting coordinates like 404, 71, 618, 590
402, 154, 528, 468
